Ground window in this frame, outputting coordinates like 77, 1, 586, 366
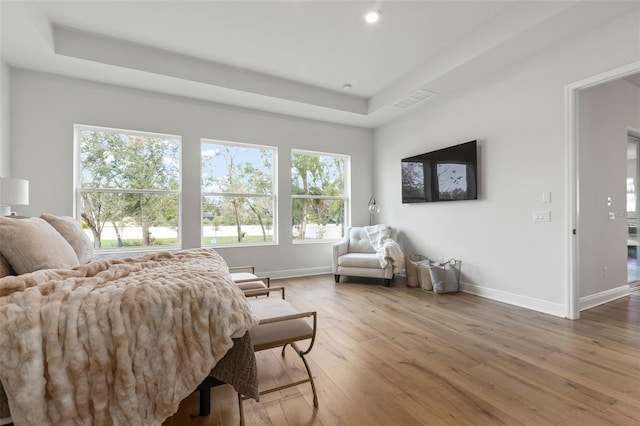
75, 125, 181, 251
292, 150, 349, 242
201, 140, 276, 245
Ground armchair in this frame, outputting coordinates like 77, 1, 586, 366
332, 226, 396, 286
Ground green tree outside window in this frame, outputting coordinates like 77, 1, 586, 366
201, 140, 276, 245
292, 150, 349, 242
77, 126, 180, 250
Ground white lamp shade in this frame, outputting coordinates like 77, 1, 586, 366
0, 178, 29, 205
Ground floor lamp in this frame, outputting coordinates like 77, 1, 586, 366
368, 195, 380, 226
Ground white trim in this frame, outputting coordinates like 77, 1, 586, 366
205, 241, 276, 248
202, 192, 273, 198
579, 285, 630, 311
460, 281, 566, 318
565, 60, 640, 320
80, 188, 177, 195
565, 82, 579, 320
292, 148, 351, 160
75, 124, 181, 140
0, 416, 12, 425
292, 194, 347, 200
201, 137, 276, 151
292, 238, 341, 245
260, 266, 332, 280
566, 62, 640, 91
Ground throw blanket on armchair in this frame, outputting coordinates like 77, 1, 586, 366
365, 224, 405, 273
0, 248, 258, 425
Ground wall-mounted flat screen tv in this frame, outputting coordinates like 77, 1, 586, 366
401, 140, 478, 203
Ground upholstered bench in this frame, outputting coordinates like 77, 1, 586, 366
229, 265, 270, 291
238, 292, 318, 425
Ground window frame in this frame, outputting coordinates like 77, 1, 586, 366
74, 124, 182, 253
201, 138, 278, 247
291, 149, 351, 244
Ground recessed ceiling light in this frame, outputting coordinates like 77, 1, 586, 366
343, 83, 353, 90
364, 9, 381, 24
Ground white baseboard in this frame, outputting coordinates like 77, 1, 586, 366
257, 271, 633, 318
459, 281, 567, 318
264, 271, 570, 317
258, 266, 332, 280
0, 416, 12, 425
579, 285, 630, 311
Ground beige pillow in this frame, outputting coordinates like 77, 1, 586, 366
40, 214, 94, 264
0, 253, 15, 278
0, 216, 80, 274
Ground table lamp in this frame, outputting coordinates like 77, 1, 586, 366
0, 177, 29, 216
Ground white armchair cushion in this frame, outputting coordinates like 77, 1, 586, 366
347, 227, 375, 253
338, 253, 384, 269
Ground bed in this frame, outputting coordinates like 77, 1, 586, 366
0, 215, 259, 425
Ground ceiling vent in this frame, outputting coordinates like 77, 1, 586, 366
393, 89, 437, 109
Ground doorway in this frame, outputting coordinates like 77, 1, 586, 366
567, 61, 640, 319
628, 134, 640, 286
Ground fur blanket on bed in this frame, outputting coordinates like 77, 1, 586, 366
0, 248, 258, 425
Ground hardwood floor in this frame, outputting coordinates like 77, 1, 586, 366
163, 275, 640, 426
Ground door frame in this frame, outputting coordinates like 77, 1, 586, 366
565, 60, 640, 319
629, 130, 640, 286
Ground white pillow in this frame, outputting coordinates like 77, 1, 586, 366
40, 214, 94, 264
0, 216, 80, 274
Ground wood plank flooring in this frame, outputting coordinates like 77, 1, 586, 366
163, 275, 640, 426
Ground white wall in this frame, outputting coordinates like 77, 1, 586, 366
373, 11, 640, 317
10, 70, 373, 277
578, 78, 640, 299
0, 61, 9, 176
